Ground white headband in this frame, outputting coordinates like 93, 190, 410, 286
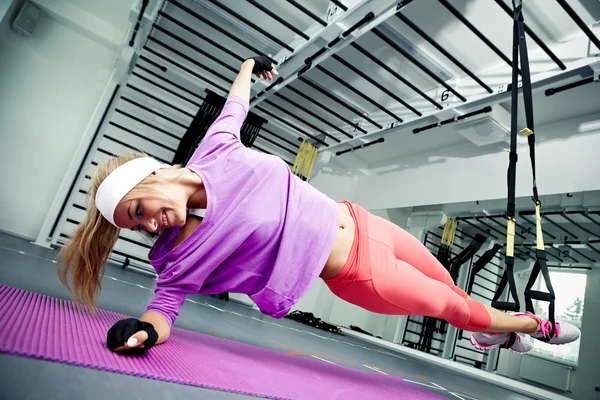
95, 157, 171, 227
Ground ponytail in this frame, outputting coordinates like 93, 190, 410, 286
57, 153, 146, 312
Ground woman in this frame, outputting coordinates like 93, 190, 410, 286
58, 56, 579, 354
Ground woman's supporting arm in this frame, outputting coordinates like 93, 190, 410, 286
141, 310, 171, 344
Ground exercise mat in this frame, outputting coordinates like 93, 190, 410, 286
0, 284, 442, 399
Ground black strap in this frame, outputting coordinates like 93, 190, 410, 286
492, 3, 556, 339
491, 256, 520, 312
525, 252, 557, 340
517, 5, 556, 338
448, 233, 486, 282
467, 243, 502, 294
491, 3, 522, 314
516, 8, 539, 203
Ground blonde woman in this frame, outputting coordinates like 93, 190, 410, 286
58, 56, 579, 354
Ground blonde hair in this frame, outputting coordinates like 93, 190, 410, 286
57, 152, 151, 312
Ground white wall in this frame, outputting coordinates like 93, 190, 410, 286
0, 0, 21, 45
310, 161, 359, 202
563, 268, 600, 400
0, 0, 13, 27
0, 6, 117, 238
354, 112, 600, 211
286, 161, 359, 319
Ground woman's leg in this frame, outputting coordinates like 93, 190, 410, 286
366, 211, 538, 333
483, 304, 538, 333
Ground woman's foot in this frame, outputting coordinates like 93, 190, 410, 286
510, 312, 581, 345
470, 331, 533, 354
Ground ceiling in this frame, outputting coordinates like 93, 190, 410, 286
120, 0, 600, 171
51, 0, 598, 176
351, 80, 600, 165
64, 0, 134, 32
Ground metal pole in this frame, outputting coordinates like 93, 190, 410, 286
372, 27, 467, 102
331, 53, 422, 116
315, 64, 404, 122
286, 0, 328, 26
168, 0, 271, 60
396, 13, 493, 93
246, 0, 310, 40
349, 42, 442, 109
438, 0, 517, 74
556, 0, 600, 51
492, 0, 565, 70
205, 0, 295, 51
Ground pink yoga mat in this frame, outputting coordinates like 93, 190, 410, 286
0, 284, 442, 399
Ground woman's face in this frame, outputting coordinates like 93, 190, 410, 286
112, 174, 188, 232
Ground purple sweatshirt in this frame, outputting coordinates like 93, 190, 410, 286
146, 96, 339, 325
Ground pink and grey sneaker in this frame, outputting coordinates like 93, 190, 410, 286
470, 331, 533, 354
510, 312, 581, 345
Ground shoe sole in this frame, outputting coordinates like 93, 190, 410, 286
470, 335, 532, 355
532, 337, 578, 346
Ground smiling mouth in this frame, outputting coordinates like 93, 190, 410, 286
162, 210, 169, 229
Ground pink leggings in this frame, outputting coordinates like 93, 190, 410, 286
325, 202, 491, 332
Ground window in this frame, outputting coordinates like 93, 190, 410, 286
530, 270, 586, 364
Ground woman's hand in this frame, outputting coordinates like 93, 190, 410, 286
244, 55, 278, 80
107, 318, 159, 353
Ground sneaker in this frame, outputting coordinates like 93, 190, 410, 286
470, 331, 533, 354
510, 312, 581, 345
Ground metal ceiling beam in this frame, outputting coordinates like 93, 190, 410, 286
142, 46, 229, 92
260, 127, 300, 149
286, 0, 328, 27
283, 84, 366, 134
296, 76, 381, 129
492, 0, 565, 70
170, 0, 267, 59
545, 76, 597, 96
325, 38, 600, 153
349, 42, 442, 109
556, 0, 600, 52
543, 214, 579, 240
560, 213, 599, 239
437, 0, 516, 74
246, 0, 310, 41
328, 57, 600, 151
331, 0, 349, 12
395, 12, 493, 93
371, 26, 466, 102
249, 0, 405, 109
204, 0, 295, 51
314, 64, 404, 122
132, 66, 203, 106
271, 92, 354, 138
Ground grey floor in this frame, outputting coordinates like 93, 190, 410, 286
0, 232, 535, 400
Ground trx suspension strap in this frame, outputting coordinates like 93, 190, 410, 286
467, 243, 502, 295
491, 0, 556, 342
448, 233, 486, 282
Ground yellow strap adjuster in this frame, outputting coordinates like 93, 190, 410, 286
535, 203, 545, 250
506, 218, 516, 257
520, 128, 533, 136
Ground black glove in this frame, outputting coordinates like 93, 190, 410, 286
106, 318, 159, 353
246, 55, 274, 75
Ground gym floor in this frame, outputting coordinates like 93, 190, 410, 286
0, 232, 539, 400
